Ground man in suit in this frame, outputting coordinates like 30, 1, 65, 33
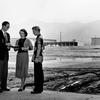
0, 21, 11, 93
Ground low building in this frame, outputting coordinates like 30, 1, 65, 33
44, 41, 78, 46
11, 38, 78, 47
91, 37, 100, 45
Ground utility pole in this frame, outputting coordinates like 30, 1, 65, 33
60, 32, 62, 61
60, 32, 62, 46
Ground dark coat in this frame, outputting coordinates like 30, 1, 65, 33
0, 30, 10, 60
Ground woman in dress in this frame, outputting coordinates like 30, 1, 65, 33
14, 29, 33, 91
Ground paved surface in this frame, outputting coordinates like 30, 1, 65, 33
0, 88, 100, 100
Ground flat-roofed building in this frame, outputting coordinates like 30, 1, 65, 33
91, 37, 100, 45
11, 38, 78, 47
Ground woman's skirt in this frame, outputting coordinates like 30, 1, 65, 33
15, 52, 29, 78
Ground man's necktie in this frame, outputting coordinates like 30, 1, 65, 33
4, 32, 8, 43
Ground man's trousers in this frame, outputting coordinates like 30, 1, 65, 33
34, 62, 44, 92
0, 54, 8, 89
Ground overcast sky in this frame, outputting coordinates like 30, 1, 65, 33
1, 0, 100, 41
1, 0, 100, 23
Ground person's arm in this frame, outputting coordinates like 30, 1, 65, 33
21, 39, 33, 51
36, 43, 41, 58
21, 47, 29, 51
35, 38, 42, 63
6, 33, 12, 50
34, 43, 42, 63
29, 41, 33, 50
14, 39, 19, 51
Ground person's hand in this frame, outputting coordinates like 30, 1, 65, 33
6, 43, 12, 50
14, 46, 19, 51
34, 57, 39, 63
21, 47, 29, 51
6, 43, 12, 47
31, 54, 35, 62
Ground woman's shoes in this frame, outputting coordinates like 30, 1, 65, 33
18, 87, 25, 92
30, 91, 43, 94
30, 89, 43, 94
18, 88, 23, 92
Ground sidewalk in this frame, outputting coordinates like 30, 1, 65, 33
0, 88, 100, 100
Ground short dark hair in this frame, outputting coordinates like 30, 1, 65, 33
2, 21, 10, 26
32, 26, 40, 32
20, 29, 28, 37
